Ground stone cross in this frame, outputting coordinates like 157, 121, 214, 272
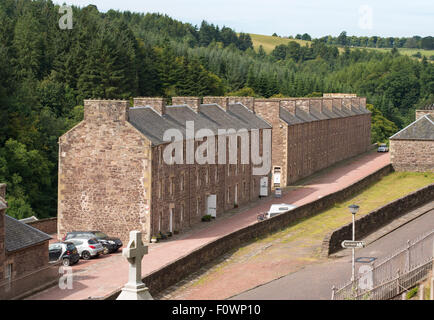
116, 231, 153, 300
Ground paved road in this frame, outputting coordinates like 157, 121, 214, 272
28, 151, 390, 300
232, 208, 434, 300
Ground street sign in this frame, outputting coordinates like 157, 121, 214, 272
341, 240, 366, 249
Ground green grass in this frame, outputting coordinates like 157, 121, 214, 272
249, 171, 434, 246
249, 33, 311, 53
248, 33, 434, 59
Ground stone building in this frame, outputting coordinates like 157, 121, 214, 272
58, 98, 272, 242
390, 107, 434, 172
0, 184, 55, 300
219, 95, 372, 186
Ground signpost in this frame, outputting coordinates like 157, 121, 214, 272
341, 240, 366, 249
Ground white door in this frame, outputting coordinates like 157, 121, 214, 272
207, 195, 217, 218
169, 208, 173, 233
260, 177, 268, 196
273, 167, 281, 186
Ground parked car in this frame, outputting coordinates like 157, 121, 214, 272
257, 203, 297, 221
377, 143, 389, 152
67, 238, 104, 260
49, 242, 80, 266
64, 231, 123, 254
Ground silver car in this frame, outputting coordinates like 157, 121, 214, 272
377, 143, 389, 152
68, 238, 104, 260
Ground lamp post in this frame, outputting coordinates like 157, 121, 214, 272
348, 204, 359, 284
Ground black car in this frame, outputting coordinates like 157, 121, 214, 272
63, 231, 123, 254
49, 242, 80, 266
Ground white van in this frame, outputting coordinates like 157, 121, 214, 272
258, 203, 297, 221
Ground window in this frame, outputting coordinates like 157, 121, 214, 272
180, 203, 184, 223
197, 198, 200, 215
170, 177, 175, 195
215, 166, 218, 182
196, 168, 200, 187
158, 181, 163, 199
227, 165, 230, 176
227, 188, 231, 204
159, 212, 163, 232
205, 167, 209, 184
180, 174, 184, 191
6, 264, 12, 281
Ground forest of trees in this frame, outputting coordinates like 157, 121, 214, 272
287, 31, 434, 50
0, 0, 433, 220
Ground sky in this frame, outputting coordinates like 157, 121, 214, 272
54, 0, 433, 38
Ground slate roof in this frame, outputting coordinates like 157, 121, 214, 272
128, 103, 272, 146
279, 107, 303, 125
198, 104, 246, 130
5, 215, 51, 252
226, 103, 272, 129
390, 115, 434, 141
128, 107, 183, 145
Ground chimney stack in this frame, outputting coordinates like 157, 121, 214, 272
203, 97, 229, 110
84, 100, 129, 123
172, 97, 201, 112
0, 184, 6, 200
227, 97, 255, 112
134, 97, 166, 115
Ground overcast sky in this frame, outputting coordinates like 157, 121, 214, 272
55, 0, 433, 37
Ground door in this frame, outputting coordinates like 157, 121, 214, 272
260, 177, 268, 196
207, 195, 217, 218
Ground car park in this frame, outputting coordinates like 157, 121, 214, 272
257, 203, 297, 221
67, 238, 104, 260
64, 231, 123, 254
49, 242, 80, 266
377, 143, 389, 152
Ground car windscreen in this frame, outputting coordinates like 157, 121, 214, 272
88, 238, 98, 244
94, 232, 108, 238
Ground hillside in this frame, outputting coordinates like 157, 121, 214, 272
249, 33, 434, 58
249, 33, 311, 53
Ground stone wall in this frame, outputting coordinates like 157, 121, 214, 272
27, 217, 57, 235
254, 97, 371, 185
104, 163, 392, 299
0, 197, 5, 281
58, 100, 153, 243
390, 140, 434, 172
322, 183, 434, 256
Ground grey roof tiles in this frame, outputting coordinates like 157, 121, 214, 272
390, 115, 434, 140
5, 215, 51, 252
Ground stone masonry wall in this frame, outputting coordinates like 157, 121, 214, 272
58, 100, 153, 243
323, 183, 434, 256
390, 140, 434, 172
254, 97, 371, 185
27, 218, 57, 235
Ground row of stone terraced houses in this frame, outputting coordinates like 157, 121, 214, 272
58, 95, 371, 242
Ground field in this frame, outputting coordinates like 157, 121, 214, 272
249, 33, 434, 58
249, 33, 311, 53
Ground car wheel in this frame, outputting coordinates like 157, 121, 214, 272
62, 259, 70, 267
82, 251, 91, 260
